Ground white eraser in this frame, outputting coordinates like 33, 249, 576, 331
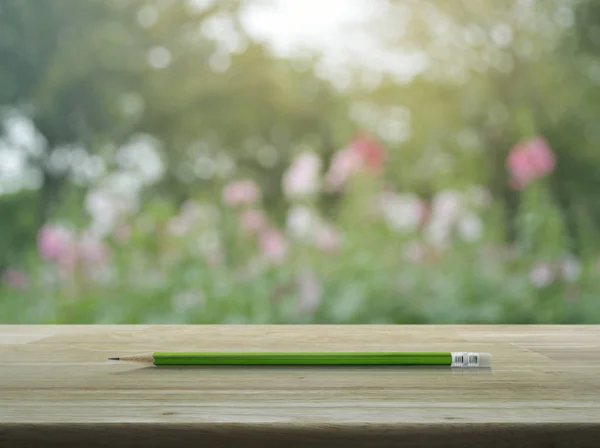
478, 352, 492, 368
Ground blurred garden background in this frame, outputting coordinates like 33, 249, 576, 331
1, 0, 600, 324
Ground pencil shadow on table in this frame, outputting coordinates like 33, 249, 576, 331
109, 366, 492, 375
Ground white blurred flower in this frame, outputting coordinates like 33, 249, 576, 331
0, 145, 24, 179
282, 151, 322, 200
457, 213, 484, 242
103, 171, 144, 196
171, 290, 205, 313
286, 204, 321, 240
166, 216, 188, 236
116, 134, 165, 185
424, 190, 484, 247
529, 262, 555, 288
45, 146, 72, 176
70, 155, 106, 187
380, 192, 424, 233
424, 220, 451, 248
561, 255, 581, 282
84, 188, 138, 237
315, 225, 342, 254
3, 113, 46, 157
431, 190, 464, 223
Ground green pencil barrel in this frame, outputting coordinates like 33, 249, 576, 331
152, 352, 452, 366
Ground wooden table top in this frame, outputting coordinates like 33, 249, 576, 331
1, 325, 600, 447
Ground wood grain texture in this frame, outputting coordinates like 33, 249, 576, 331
1, 325, 599, 447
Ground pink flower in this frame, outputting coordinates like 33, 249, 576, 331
240, 208, 267, 234
529, 262, 555, 288
222, 180, 261, 207
316, 226, 341, 254
325, 133, 386, 191
259, 228, 288, 263
351, 133, 386, 170
1, 268, 28, 289
282, 152, 322, 199
37, 224, 78, 268
325, 148, 362, 191
507, 136, 555, 189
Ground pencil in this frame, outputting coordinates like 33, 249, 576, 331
108, 351, 491, 368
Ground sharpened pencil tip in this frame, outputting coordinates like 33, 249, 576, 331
108, 357, 120, 361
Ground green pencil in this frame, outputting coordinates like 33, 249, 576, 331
108, 351, 491, 368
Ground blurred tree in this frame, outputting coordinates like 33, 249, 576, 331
0, 0, 351, 268
351, 0, 600, 246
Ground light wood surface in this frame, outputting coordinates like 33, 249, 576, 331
1, 325, 600, 447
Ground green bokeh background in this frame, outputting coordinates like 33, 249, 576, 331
1, 0, 600, 324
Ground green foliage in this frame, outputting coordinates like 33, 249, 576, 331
1, 0, 600, 323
